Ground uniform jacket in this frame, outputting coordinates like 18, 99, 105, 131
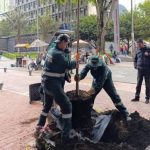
44, 46, 76, 74
134, 46, 150, 71
79, 59, 111, 91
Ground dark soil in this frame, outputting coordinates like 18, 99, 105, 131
66, 90, 91, 101
54, 111, 150, 150
36, 90, 150, 150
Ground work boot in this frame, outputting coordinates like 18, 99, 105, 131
145, 99, 149, 104
61, 118, 72, 144
131, 98, 139, 102
34, 126, 43, 138
126, 115, 132, 121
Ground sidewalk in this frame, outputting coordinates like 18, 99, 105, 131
0, 90, 41, 150
0, 81, 149, 149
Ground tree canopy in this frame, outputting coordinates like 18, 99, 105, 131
79, 15, 97, 41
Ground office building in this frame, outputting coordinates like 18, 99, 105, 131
14, 0, 93, 24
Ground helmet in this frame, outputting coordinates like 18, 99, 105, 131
88, 55, 102, 67
55, 34, 70, 43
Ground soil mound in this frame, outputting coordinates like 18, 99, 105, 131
36, 110, 150, 150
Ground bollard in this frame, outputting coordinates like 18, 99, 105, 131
29, 70, 32, 76
0, 83, 3, 90
4, 68, 7, 72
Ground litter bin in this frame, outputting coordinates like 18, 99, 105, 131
22, 59, 27, 67
29, 83, 43, 104
16, 57, 22, 67
0, 83, 3, 90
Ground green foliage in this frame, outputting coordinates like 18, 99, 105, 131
106, 0, 150, 42
119, 11, 132, 40
23, 21, 37, 34
39, 14, 58, 40
0, 19, 14, 36
135, 1, 150, 40
5, 9, 30, 42
2, 52, 38, 59
79, 15, 98, 41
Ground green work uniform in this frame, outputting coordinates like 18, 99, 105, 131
37, 45, 76, 142
79, 57, 129, 117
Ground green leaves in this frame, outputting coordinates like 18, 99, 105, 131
119, 0, 150, 41
79, 15, 97, 41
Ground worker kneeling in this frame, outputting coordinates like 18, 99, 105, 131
75, 55, 131, 121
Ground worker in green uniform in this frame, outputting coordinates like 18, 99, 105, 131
35, 34, 77, 143
75, 55, 131, 121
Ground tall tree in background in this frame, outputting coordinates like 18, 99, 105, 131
88, 0, 115, 51
0, 19, 13, 36
6, 9, 29, 43
56, 0, 115, 52
39, 14, 58, 40
79, 15, 97, 41
136, 0, 150, 40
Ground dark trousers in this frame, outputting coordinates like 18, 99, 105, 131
135, 70, 150, 100
37, 77, 72, 141
91, 74, 128, 117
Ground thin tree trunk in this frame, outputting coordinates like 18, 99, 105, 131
95, 0, 114, 52
17, 27, 21, 43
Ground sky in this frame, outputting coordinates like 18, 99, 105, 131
119, 0, 145, 10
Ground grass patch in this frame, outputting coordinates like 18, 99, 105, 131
3, 52, 38, 60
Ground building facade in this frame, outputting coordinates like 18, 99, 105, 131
14, 0, 91, 24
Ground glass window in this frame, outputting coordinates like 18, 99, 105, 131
52, 4, 55, 13
41, 8, 44, 15
28, 3, 31, 10
31, 12, 33, 18
33, 2, 36, 8
24, 5, 26, 11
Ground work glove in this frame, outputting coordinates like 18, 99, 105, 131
74, 74, 80, 82
65, 72, 71, 83
75, 52, 80, 61
87, 88, 95, 95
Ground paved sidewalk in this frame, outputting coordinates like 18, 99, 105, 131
0, 90, 41, 150
0, 81, 150, 149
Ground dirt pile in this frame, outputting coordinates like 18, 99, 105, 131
36, 110, 150, 150
100, 110, 150, 150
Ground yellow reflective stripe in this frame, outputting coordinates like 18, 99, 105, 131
62, 113, 72, 119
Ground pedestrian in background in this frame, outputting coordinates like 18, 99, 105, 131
109, 43, 114, 54
131, 39, 150, 104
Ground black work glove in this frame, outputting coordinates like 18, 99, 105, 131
65, 72, 71, 83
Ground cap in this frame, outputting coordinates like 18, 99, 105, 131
88, 55, 102, 67
55, 34, 70, 43
136, 39, 144, 44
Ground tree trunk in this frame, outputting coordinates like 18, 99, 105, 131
96, 0, 103, 51
95, 0, 114, 52
17, 27, 21, 43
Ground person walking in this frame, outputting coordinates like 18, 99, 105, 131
131, 39, 150, 104
75, 55, 131, 121
109, 43, 114, 54
35, 34, 77, 143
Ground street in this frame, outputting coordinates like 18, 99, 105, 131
0, 59, 138, 95
0, 59, 149, 149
